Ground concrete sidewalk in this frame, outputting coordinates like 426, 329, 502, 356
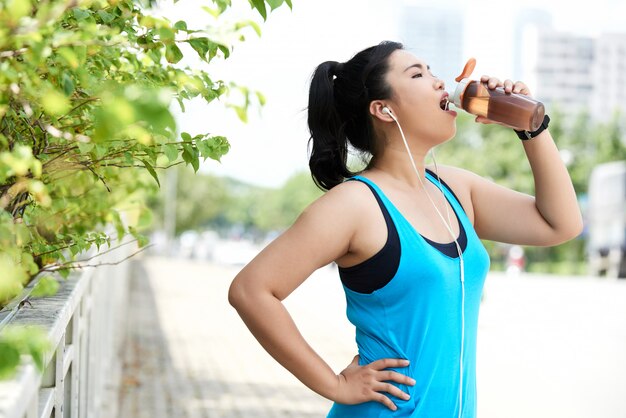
118, 257, 351, 418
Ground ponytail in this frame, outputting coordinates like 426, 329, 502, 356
307, 61, 352, 191
307, 41, 404, 191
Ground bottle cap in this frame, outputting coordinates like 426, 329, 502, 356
450, 77, 471, 108
450, 58, 477, 108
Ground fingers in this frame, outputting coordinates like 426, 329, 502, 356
375, 381, 411, 401
337, 356, 414, 411
512, 81, 531, 96
374, 393, 398, 411
480, 74, 502, 89
480, 75, 532, 96
378, 370, 416, 386
369, 358, 410, 370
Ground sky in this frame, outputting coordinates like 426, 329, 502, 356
159, 0, 626, 188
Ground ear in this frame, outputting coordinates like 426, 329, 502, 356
369, 100, 394, 122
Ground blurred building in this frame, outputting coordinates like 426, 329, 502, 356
399, 4, 465, 88
590, 33, 626, 122
534, 30, 626, 121
535, 31, 595, 115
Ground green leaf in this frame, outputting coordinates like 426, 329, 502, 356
201, 6, 222, 18
137, 207, 153, 230
249, 0, 267, 20
0, 343, 21, 379
97, 10, 115, 23
7, 0, 31, 21
73, 8, 91, 20
165, 44, 183, 64
31, 276, 60, 298
241, 20, 262, 37
188, 37, 210, 61
94, 144, 108, 159
217, 44, 230, 59
174, 20, 187, 31
41, 90, 70, 117
229, 105, 248, 123
0, 327, 50, 377
111, 210, 125, 240
141, 159, 161, 187
162, 144, 179, 162
61, 73, 75, 96
197, 136, 230, 162
181, 132, 192, 142
285, 0, 292, 9
158, 27, 176, 42
212, 0, 231, 13
57, 47, 79, 69
266, 0, 283, 11
181, 143, 199, 172
136, 233, 149, 247
77, 142, 95, 154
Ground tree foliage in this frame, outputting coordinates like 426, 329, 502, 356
149, 169, 322, 237
0, 0, 292, 377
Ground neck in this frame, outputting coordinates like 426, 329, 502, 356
369, 138, 432, 188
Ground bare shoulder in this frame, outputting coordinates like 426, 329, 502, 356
298, 178, 374, 228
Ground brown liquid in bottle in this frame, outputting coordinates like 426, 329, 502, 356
461, 81, 545, 131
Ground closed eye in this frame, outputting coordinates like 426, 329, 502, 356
412, 73, 423, 78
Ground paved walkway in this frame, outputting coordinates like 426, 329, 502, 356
118, 256, 626, 418
118, 257, 351, 418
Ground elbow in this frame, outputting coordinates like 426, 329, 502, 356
228, 275, 248, 311
564, 213, 585, 242
228, 273, 265, 313
549, 217, 584, 246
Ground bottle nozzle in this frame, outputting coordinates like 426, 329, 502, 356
455, 58, 476, 82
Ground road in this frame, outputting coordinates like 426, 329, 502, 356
119, 255, 626, 418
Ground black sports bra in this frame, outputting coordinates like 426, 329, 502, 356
338, 171, 467, 294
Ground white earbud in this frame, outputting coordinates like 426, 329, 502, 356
383, 107, 398, 123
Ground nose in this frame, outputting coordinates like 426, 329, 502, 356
435, 78, 445, 90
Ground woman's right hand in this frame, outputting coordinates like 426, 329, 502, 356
333, 355, 416, 411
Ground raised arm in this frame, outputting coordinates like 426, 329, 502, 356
228, 183, 414, 411
457, 77, 583, 246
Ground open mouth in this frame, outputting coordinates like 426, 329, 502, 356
440, 97, 450, 111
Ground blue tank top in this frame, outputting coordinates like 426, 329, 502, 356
327, 172, 490, 418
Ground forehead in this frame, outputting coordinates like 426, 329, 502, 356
388, 50, 429, 73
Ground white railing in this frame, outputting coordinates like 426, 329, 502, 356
0, 243, 133, 418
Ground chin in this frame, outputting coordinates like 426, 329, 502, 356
440, 125, 457, 143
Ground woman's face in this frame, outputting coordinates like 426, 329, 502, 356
383, 50, 457, 146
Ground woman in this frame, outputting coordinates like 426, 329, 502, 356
228, 41, 582, 417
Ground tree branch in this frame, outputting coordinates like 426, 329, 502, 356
39, 242, 152, 274
84, 164, 112, 192
57, 97, 99, 122
0, 48, 28, 59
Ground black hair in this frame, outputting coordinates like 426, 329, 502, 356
307, 41, 403, 190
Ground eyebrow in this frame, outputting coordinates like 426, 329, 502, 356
404, 63, 430, 72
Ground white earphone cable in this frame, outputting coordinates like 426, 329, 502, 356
385, 108, 465, 418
